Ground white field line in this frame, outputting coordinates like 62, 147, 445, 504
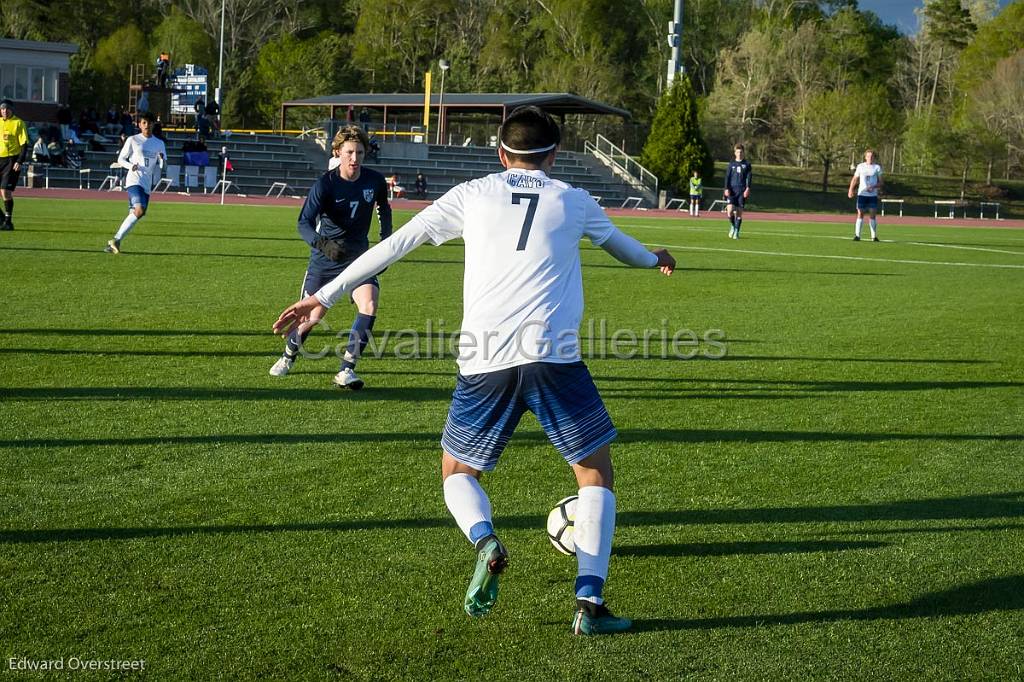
903, 241, 1024, 256
640, 242, 1024, 270
616, 222, 1024, 257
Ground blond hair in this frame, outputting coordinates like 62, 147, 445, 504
332, 124, 369, 152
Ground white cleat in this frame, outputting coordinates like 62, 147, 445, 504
269, 355, 294, 377
104, 239, 120, 254
333, 367, 364, 390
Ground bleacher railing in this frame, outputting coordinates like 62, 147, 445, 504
584, 134, 658, 203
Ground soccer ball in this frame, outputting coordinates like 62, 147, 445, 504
546, 495, 578, 555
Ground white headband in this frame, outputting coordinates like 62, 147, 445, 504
500, 141, 556, 155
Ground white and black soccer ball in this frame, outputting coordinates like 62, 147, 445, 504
546, 495, 578, 555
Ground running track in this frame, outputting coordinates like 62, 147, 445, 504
16, 187, 1024, 230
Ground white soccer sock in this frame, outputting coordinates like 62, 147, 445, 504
855, 218, 863, 237
443, 473, 493, 545
574, 485, 616, 603
114, 213, 140, 241
869, 218, 877, 238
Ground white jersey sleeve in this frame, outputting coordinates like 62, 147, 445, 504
116, 137, 134, 172
582, 193, 616, 246
416, 183, 467, 245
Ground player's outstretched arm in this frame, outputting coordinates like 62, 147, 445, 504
652, 248, 676, 276
596, 228, 675, 276
273, 295, 321, 337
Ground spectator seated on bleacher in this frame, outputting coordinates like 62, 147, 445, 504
80, 108, 100, 136
32, 134, 51, 164
120, 110, 135, 136
367, 134, 381, 162
103, 105, 120, 136
387, 174, 405, 199
46, 138, 66, 167
182, 138, 210, 167
57, 106, 72, 141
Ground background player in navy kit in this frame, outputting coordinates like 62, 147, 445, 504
269, 125, 392, 388
724, 144, 752, 239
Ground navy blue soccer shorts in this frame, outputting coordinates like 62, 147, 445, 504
301, 261, 380, 301
856, 195, 879, 211
441, 361, 618, 471
126, 185, 150, 210
726, 190, 746, 208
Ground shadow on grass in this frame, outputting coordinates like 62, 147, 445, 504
825, 522, 1024, 537
0, 386, 451, 402
594, 377, 1023, 393
0, 492, 1019, 544
0, 349, 994, 366
686, 266, 903, 277
614, 539, 888, 557
0, 328, 271, 337
0, 348, 277, 359
1, 428, 1020, 449
22, 227, 299, 243
631, 575, 1024, 632
0, 245, 307, 260
669, 355, 992, 364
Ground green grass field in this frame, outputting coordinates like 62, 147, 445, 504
2, 198, 1022, 679
716, 162, 1024, 218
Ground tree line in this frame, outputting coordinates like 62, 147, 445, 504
3, 0, 1022, 190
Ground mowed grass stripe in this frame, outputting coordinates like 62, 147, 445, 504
1, 198, 1022, 679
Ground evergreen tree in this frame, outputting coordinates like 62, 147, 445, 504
641, 74, 713, 195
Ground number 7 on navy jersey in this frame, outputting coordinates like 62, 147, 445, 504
512, 193, 539, 251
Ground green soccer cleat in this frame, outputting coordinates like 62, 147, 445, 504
571, 600, 632, 636
463, 536, 508, 617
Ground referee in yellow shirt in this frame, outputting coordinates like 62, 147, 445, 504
0, 98, 30, 230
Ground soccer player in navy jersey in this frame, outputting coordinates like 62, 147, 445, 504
724, 143, 752, 239
269, 125, 392, 389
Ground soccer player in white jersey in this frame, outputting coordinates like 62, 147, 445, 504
104, 111, 167, 254
847, 148, 883, 242
273, 106, 675, 635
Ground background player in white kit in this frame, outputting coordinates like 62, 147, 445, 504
847, 148, 884, 242
104, 111, 166, 254
273, 106, 675, 636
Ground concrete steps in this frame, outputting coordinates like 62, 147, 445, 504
30, 132, 638, 205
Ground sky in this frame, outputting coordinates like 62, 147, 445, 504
857, 0, 1013, 34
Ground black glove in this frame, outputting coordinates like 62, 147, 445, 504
316, 237, 347, 261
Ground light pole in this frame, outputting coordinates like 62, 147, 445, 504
216, 0, 225, 112
435, 58, 450, 145
666, 0, 683, 89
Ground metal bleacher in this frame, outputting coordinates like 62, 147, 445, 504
31, 131, 636, 204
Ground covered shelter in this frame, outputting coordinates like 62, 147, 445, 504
280, 92, 631, 144
0, 39, 78, 122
